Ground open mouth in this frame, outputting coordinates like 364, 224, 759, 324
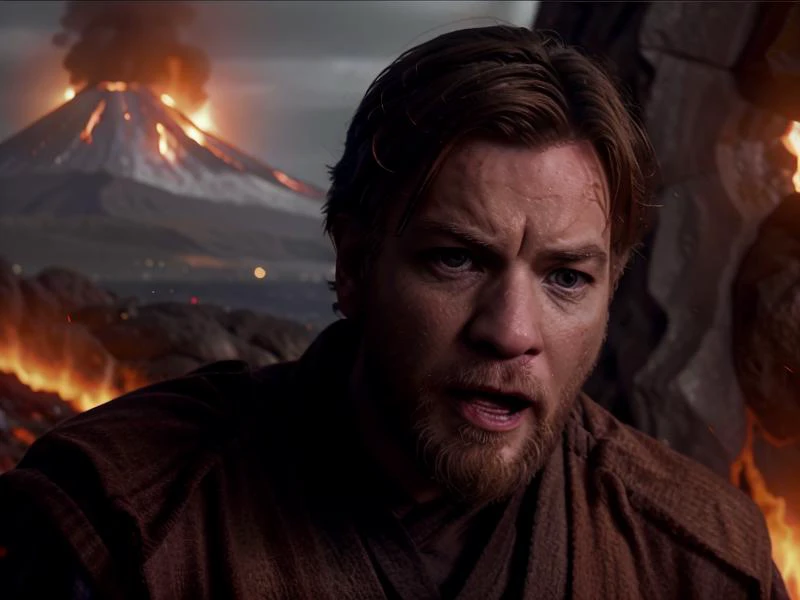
450, 389, 532, 433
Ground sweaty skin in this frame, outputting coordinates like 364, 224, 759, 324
338, 140, 613, 505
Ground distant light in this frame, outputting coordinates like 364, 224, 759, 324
144, 258, 154, 267
253, 266, 267, 279
160, 93, 176, 107
190, 296, 199, 305
64, 87, 76, 101
124, 112, 131, 121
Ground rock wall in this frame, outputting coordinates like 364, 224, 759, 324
537, 2, 797, 476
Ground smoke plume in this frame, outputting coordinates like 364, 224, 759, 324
53, 1, 210, 110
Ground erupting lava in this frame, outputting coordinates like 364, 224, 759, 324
732, 414, 800, 599
79, 99, 106, 144
783, 121, 800, 193
155, 122, 177, 163
63, 82, 220, 164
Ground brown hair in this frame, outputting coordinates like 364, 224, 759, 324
324, 25, 656, 268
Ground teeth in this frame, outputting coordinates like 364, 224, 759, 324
470, 398, 521, 415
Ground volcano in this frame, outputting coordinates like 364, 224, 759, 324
0, 82, 334, 281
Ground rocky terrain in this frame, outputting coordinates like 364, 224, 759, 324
0, 257, 316, 470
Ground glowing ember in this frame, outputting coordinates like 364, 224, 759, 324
253, 266, 267, 279
160, 93, 177, 108
64, 87, 76, 101
79, 100, 107, 144
10, 428, 36, 446
155, 122, 177, 163
782, 121, 800, 193
732, 415, 800, 598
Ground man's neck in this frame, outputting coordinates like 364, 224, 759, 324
349, 350, 443, 510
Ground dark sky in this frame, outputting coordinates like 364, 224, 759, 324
0, 1, 538, 188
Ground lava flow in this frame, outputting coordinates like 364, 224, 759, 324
731, 414, 800, 599
156, 122, 177, 163
0, 331, 127, 413
79, 99, 107, 144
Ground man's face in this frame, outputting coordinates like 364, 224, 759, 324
342, 140, 612, 504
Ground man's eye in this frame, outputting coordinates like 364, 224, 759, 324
548, 268, 590, 290
432, 249, 473, 270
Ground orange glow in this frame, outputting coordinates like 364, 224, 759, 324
160, 93, 177, 108
102, 81, 128, 92
10, 428, 36, 446
156, 123, 177, 163
64, 87, 76, 101
732, 415, 800, 599
782, 121, 800, 193
274, 170, 305, 194
79, 100, 107, 144
0, 331, 135, 413
184, 124, 205, 145
188, 102, 214, 132
253, 266, 267, 279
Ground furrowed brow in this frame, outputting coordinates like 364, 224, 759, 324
413, 219, 497, 250
540, 245, 609, 267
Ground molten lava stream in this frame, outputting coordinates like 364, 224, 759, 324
784, 121, 800, 193
79, 100, 107, 144
0, 335, 121, 413
731, 414, 800, 598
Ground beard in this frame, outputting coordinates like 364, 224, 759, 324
363, 350, 594, 507
411, 375, 578, 505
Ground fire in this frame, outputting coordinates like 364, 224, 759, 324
160, 93, 177, 108
0, 332, 124, 413
188, 102, 214, 132
184, 125, 205, 145
732, 415, 800, 598
64, 87, 76, 101
79, 100, 107, 144
155, 122, 176, 163
782, 121, 800, 193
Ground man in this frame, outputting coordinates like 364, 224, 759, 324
0, 26, 788, 599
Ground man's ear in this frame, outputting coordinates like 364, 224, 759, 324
330, 216, 368, 320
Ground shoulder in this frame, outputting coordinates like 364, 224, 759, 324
15, 359, 294, 491
0, 359, 297, 591
570, 395, 774, 590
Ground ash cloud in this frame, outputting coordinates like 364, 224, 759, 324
53, 1, 210, 110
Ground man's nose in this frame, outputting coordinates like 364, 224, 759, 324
466, 268, 544, 359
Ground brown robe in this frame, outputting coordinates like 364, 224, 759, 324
0, 320, 784, 599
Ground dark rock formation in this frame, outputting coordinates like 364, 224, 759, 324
733, 193, 800, 442
537, 2, 798, 477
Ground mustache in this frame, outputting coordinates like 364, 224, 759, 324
434, 362, 545, 397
